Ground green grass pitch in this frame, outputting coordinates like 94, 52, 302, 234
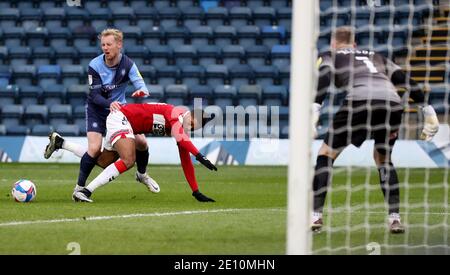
0, 164, 448, 254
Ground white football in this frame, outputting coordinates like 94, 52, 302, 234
12, 179, 37, 203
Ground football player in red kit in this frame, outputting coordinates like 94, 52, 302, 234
72, 102, 217, 203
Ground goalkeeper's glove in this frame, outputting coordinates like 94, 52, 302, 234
420, 105, 439, 141
192, 190, 215, 202
195, 153, 218, 171
131, 90, 149, 98
312, 103, 322, 138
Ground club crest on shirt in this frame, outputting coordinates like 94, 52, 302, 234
152, 123, 165, 136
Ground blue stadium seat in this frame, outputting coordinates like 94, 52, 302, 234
206, 64, 228, 87
245, 45, 269, 67
165, 84, 189, 106
245, 0, 265, 9
24, 26, 48, 48
0, 46, 6, 66
32, 46, 55, 65
56, 124, 80, 136
205, 7, 228, 28
55, 46, 78, 65
43, 7, 65, 28
213, 25, 236, 47
237, 25, 261, 48
149, 45, 173, 67
182, 6, 204, 29
221, 45, 245, 67
152, 0, 174, 9
156, 65, 180, 87
73, 105, 86, 135
395, 6, 423, 26
277, 7, 292, 30
237, 84, 262, 107
197, 45, 220, 67
177, 0, 198, 9
0, 124, 6, 136
124, 45, 148, 67
12, 65, 36, 86
135, 7, 158, 29
71, 25, 96, 48
142, 84, 164, 103
0, 85, 19, 108
6, 125, 30, 136
107, 0, 128, 9
261, 25, 286, 49
3, 27, 24, 48
181, 65, 205, 88
19, 8, 42, 30
228, 64, 253, 88
61, 65, 85, 87
189, 25, 213, 47
374, 8, 392, 26
174, 45, 197, 67
278, 65, 289, 87
263, 85, 288, 107
130, 0, 149, 9
0, 65, 11, 87
42, 84, 66, 107
9, 47, 32, 66
88, 7, 111, 31
49, 104, 72, 126
19, 85, 43, 106
24, 104, 48, 126
112, 7, 135, 27
138, 65, 157, 85
252, 65, 278, 87
157, 6, 181, 29
165, 25, 189, 47
189, 85, 213, 106
122, 26, 142, 49
65, 7, 89, 29
271, 44, 291, 70
0, 8, 20, 29
39, 0, 61, 9
229, 7, 252, 28
31, 124, 53, 136
67, 84, 88, 109
78, 46, 101, 68
253, 7, 276, 28
84, 0, 102, 10
37, 65, 61, 87
355, 27, 384, 48
1, 104, 24, 127
142, 25, 164, 46
214, 85, 236, 109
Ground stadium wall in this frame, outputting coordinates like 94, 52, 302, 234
0, 125, 449, 167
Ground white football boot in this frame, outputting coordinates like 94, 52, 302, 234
136, 172, 160, 193
388, 213, 405, 234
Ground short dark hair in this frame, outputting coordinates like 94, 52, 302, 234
191, 109, 214, 128
333, 26, 355, 44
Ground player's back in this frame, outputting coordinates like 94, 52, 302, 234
320, 48, 401, 103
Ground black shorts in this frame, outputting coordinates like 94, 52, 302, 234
324, 100, 403, 154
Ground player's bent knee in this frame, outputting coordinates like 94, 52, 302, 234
122, 157, 136, 169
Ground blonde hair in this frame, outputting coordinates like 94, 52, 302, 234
99, 28, 123, 43
332, 26, 355, 45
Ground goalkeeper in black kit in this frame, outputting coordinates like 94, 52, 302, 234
311, 26, 439, 233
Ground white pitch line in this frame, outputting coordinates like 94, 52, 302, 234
0, 208, 284, 227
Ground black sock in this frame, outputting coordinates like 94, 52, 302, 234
81, 188, 92, 197
136, 149, 149, 174
378, 162, 400, 214
77, 153, 97, 187
313, 155, 334, 212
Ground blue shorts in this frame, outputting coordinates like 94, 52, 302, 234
86, 105, 108, 135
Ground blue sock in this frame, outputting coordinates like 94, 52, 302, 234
77, 153, 97, 187
135, 149, 149, 174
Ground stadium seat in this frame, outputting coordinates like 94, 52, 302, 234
173, 45, 197, 67
88, 7, 111, 31
49, 104, 72, 126
73, 105, 86, 134
12, 65, 36, 86
124, 45, 148, 67
245, 0, 265, 9
112, 7, 135, 27
39, 0, 60, 9
142, 84, 164, 103
32, 46, 55, 66
189, 85, 213, 106
19, 85, 43, 106
277, 7, 292, 30
0, 85, 19, 108
252, 65, 278, 87
205, 7, 228, 28
67, 84, 88, 109
205, 64, 228, 87
181, 65, 206, 88
0, 8, 20, 29
182, 6, 204, 29
237, 84, 262, 107
71, 25, 96, 48
31, 124, 53, 136
0, 47, 7, 66
0, 124, 6, 136
149, 45, 173, 68
24, 104, 48, 126
221, 45, 245, 67
165, 84, 189, 106
157, 6, 182, 29
142, 25, 164, 47
197, 45, 220, 67
165, 25, 189, 47
156, 65, 180, 87
135, 7, 158, 29
228, 64, 253, 88
355, 26, 384, 48
229, 7, 252, 29
138, 65, 157, 84
107, 0, 128, 9
6, 125, 30, 136
245, 45, 270, 67
0, 65, 11, 87
121, 26, 142, 49
9, 47, 31, 66
271, 44, 291, 70
19, 8, 42, 30
56, 124, 80, 136
253, 7, 276, 28
1, 104, 24, 127
130, 0, 149, 9
213, 25, 236, 47
237, 25, 261, 48
43, 7, 65, 28
214, 85, 236, 110
37, 65, 61, 87
65, 7, 89, 29
54, 46, 78, 65
42, 84, 66, 107
78, 46, 101, 68
61, 65, 85, 87
3, 27, 24, 48
189, 25, 213, 47
261, 25, 286, 49
262, 85, 288, 107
